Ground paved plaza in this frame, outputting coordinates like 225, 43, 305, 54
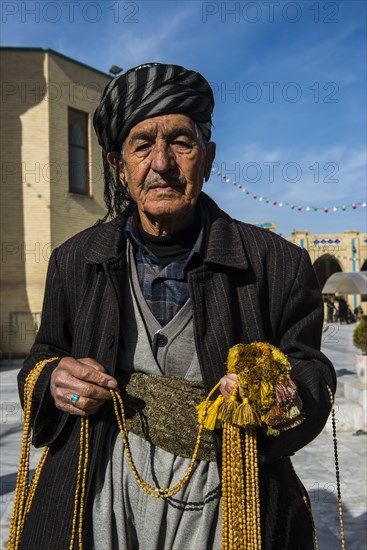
0, 324, 366, 549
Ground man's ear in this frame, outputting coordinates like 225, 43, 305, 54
106, 151, 119, 169
107, 151, 125, 185
204, 142, 216, 182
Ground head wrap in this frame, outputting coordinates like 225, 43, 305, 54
93, 63, 214, 152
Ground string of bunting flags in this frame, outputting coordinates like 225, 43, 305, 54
211, 166, 367, 213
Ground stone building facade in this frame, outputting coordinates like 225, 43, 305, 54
288, 230, 367, 311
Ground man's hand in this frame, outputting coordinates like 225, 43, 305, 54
219, 373, 239, 400
50, 357, 118, 417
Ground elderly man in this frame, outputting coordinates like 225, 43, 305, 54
16, 63, 335, 550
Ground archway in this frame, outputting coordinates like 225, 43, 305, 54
361, 260, 367, 271
313, 254, 343, 290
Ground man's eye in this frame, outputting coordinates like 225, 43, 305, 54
172, 140, 191, 148
135, 143, 151, 151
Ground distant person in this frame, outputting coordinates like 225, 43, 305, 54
326, 298, 335, 323
337, 297, 348, 324
354, 305, 364, 321
347, 306, 355, 324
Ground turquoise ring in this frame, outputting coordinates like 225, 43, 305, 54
71, 393, 80, 405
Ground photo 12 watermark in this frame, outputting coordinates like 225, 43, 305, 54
211, 160, 339, 185
1, 241, 57, 264
202, 1, 340, 24
1, 1, 139, 24
1, 80, 104, 105
209, 81, 339, 104
1, 161, 104, 186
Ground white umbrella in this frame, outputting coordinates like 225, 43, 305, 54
322, 271, 367, 295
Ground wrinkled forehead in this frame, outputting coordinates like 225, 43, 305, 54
125, 114, 198, 142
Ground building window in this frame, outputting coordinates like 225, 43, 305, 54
68, 108, 89, 194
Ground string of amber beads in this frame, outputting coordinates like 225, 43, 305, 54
8, 358, 58, 549
109, 383, 219, 499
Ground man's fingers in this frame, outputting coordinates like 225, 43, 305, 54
51, 385, 115, 417
52, 373, 113, 402
57, 357, 118, 389
78, 357, 106, 373
220, 374, 238, 400
50, 356, 119, 414
68, 394, 104, 413
62, 399, 103, 418
74, 365, 117, 389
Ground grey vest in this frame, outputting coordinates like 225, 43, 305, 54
116, 242, 203, 384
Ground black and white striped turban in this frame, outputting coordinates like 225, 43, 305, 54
93, 63, 214, 152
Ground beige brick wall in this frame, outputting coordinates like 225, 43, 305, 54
47, 53, 110, 247
1, 50, 51, 356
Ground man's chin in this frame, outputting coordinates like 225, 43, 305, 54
143, 199, 195, 219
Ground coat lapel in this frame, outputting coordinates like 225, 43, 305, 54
188, 201, 257, 393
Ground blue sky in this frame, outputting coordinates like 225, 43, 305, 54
1, 0, 366, 236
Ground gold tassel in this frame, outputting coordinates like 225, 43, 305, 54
263, 404, 286, 427
285, 405, 302, 420
196, 394, 224, 430
264, 426, 281, 437
232, 397, 259, 427
222, 392, 239, 423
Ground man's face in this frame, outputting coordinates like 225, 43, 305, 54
111, 114, 215, 233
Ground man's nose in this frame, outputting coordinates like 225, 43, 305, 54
150, 143, 175, 173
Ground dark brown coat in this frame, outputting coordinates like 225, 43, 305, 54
18, 194, 336, 549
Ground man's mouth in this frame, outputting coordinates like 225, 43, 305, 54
148, 182, 180, 190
